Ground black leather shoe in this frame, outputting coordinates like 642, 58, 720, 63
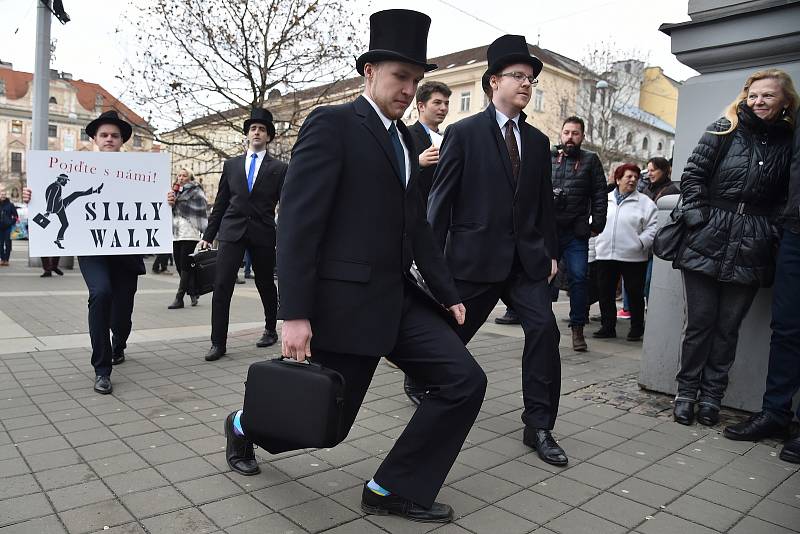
723, 410, 790, 441
360, 483, 453, 523
53, 268, 64, 276
190, 295, 199, 306
94, 375, 112, 395
592, 327, 616, 338
167, 297, 184, 309
404, 375, 426, 406
626, 327, 644, 341
523, 427, 568, 466
780, 436, 800, 464
111, 351, 125, 365
697, 404, 720, 426
224, 412, 260, 476
494, 309, 521, 325
256, 330, 278, 348
205, 345, 226, 361
673, 400, 694, 425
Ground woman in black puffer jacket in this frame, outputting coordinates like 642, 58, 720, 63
673, 69, 798, 427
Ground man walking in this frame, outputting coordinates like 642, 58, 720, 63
198, 109, 287, 362
550, 116, 608, 351
44, 173, 101, 249
408, 81, 451, 201
429, 34, 567, 466
223, 10, 486, 523
24, 110, 144, 394
0, 187, 18, 266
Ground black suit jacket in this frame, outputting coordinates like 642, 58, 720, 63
277, 95, 460, 356
204, 153, 288, 245
428, 104, 558, 283
408, 121, 436, 203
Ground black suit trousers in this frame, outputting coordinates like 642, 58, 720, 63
211, 238, 277, 345
252, 291, 486, 508
455, 266, 561, 430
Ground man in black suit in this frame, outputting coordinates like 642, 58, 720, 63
408, 81, 451, 202
223, 10, 486, 523
198, 109, 287, 361
429, 35, 567, 467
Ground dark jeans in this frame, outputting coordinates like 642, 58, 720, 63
211, 238, 278, 345
596, 260, 648, 332
243, 250, 252, 276
42, 257, 60, 273
763, 230, 800, 423
173, 240, 198, 294
552, 233, 589, 326
676, 270, 758, 407
0, 226, 11, 261
78, 255, 139, 377
242, 291, 486, 508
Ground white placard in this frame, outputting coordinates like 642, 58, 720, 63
26, 150, 173, 257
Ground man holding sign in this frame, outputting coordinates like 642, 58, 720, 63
24, 110, 154, 395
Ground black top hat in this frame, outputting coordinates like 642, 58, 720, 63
85, 110, 133, 142
356, 9, 437, 75
481, 35, 544, 94
243, 108, 276, 140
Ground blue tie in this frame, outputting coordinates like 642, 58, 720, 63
388, 123, 406, 184
247, 153, 258, 192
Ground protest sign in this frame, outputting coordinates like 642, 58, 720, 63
26, 150, 173, 257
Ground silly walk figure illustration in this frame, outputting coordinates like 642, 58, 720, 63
36, 173, 103, 248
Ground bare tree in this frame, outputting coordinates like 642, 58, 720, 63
119, 0, 363, 169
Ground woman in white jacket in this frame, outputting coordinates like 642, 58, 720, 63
593, 163, 658, 341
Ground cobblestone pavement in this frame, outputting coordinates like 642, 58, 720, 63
0, 244, 798, 533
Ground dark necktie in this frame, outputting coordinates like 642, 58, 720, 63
388, 122, 406, 184
247, 153, 258, 192
505, 120, 520, 181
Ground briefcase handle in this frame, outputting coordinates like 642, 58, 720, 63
272, 356, 325, 370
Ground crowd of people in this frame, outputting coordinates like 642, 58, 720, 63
13, 8, 800, 523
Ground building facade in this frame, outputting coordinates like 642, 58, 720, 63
0, 62, 156, 201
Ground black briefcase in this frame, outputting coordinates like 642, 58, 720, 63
241, 358, 346, 453
33, 213, 51, 229
186, 249, 217, 296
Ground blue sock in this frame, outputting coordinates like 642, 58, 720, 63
233, 410, 245, 436
367, 478, 390, 496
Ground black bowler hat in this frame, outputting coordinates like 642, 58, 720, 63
85, 110, 133, 142
356, 9, 436, 75
56, 173, 69, 182
481, 35, 544, 94
243, 108, 276, 140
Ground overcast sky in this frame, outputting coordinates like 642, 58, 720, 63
1, 0, 696, 111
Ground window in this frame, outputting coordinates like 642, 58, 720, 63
559, 98, 568, 119
48, 96, 57, 105
642, 137, 649, 150
80, 128, 90, 142
460, 91, 471, 112
11, 152, 22, 173
626, 132, 633, 145
624, 62, 631, 73
48, 124, 58, 138
533, 90, 544, 112
133, 135, 143, 148
11, 120, 23, 134
657, 141, 663, 151
609, 126, 616, 139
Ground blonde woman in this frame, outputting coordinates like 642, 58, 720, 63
673, 69, 798, 426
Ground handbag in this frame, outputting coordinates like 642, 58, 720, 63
241, 358, 346, 453
652, 132, 734, 262
186, 248, 217, 296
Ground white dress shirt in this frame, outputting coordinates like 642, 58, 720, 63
494, 108, 522, 161
244, 149, 267, 184
363, 94, 411, 185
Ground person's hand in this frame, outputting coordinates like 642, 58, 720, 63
198, 240, 211, 250
22, 188, 31, 203
547, 259, 558, 283
448, 303, 466, 325
418, 145, 439, 168
281, 319, 312, 362
167, 191, 176, 206
590, 230, 599, 237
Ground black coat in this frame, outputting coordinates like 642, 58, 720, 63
643, 179, 680, 203
276, 96, 460, 356
428, 104, 557, 283
781, 118, 800, 233
550, 147, 608, 237
204, 153, 287, 245
676, 105, 793, 286
0, 199, 18, 229
408, 120, 436, 203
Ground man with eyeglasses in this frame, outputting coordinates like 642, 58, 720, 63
429, 35, 567, 466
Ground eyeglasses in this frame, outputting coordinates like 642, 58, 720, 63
499, 72, 538, 86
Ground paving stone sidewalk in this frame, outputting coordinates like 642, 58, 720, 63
0, 248, 798, 533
